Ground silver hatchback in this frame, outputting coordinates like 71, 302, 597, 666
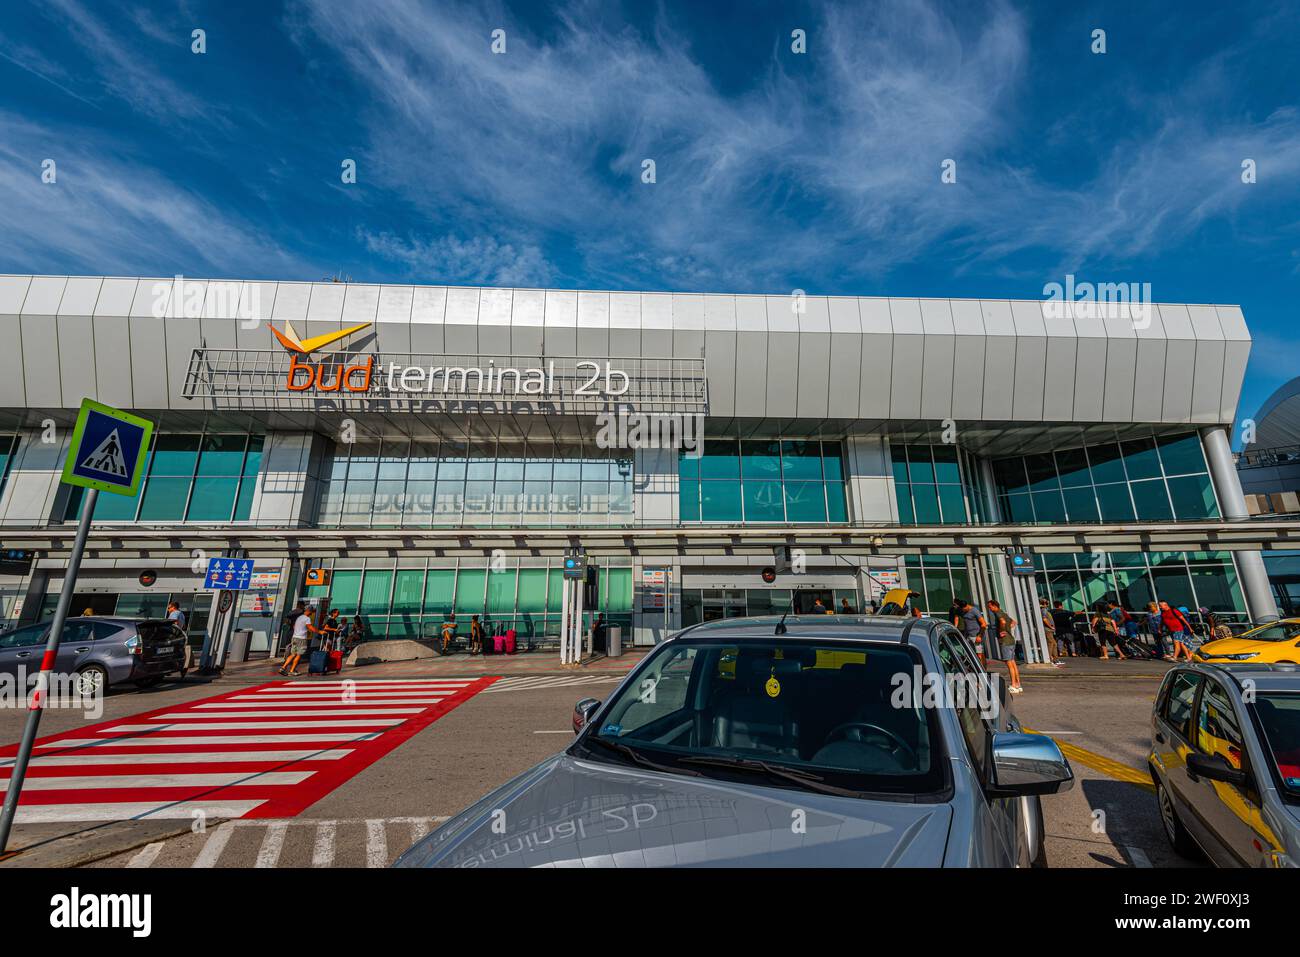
395, 615, 1074, 868
0, 616, 187, 695
1148, 661, 1300, 867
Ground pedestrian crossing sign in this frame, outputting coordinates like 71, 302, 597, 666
61, 398, 153, 496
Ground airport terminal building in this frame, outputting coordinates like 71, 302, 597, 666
0, 274, 1291, 657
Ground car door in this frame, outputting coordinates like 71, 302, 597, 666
1186, 678, 1278, 867
1154, 670, 1214, 849
55, 619, 100, 675
935, 630, 1020, 865
0, 623, 50, 684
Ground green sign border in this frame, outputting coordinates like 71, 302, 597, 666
60, 398, 154, 497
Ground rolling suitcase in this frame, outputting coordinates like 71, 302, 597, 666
327, 649, 344, 674
493, 633, 506, 654
504, 628, 517, 655
308, 649, 329, 675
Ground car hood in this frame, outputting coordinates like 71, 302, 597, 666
1197, 638, 1279, 657
394, 753, 953, 868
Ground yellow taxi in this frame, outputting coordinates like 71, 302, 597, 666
1194, 618, 1300, 665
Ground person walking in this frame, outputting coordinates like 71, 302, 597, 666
987, 599, 1022, 693
1092, 604, 1128, 660
280, 602, 305, 659
321, 608, 342, 652
1159, 602, 1194, 660
1040, 598, 1061, 665
1050, 601, 1076, 657
959, 599, 988, 664
166, 601, 187, 632
280, 606, 319, 677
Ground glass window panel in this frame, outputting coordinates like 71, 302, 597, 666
486, 570, 517, 616
906, 446, 935, 485
1130, 478, 1174, 521
609, 480, 633, 516
825, 481, 848, 523
405, 441, 439, 480
784, 480, 827, 522
1150, 566, 1196, 612
678, 449, 699, 481
402, 481, 435, 521
950, 565, 972, 605
891, 455, 910, 487
150, 434, 200, 476
922, 569, 954, 614
821, 441, 845, 482
1121, 437, 1162, 480
496, 445, 526, 481
781, 440, 823, 480
740, 440, 782, 480
243, 436, 263, 470
1189, 564, 1245, 616
992, 458, 1028, 494
422, 569, 455, 616
894, 484, 914, 524
373, 480, 406, 523
699, 439, 740, 479
546, 569, 566, 611
938, 485, 967, 523
138, 477, 190, 521
436, 448, 467, 481
345, 444, 382, 481
1168, 474, 1219, 520
1030, 489, 1066, 523
463, 481, 493, 517
606, 568, 632, 612
1095, 483, 1135, 522
1113, 567, 1155, 611
327, 454, 349, 482
1005, 492, 1035, 523
1054, 448, 1091, 487
186, 477, 238, 521
341, 482, 374, 525
521, 482, 551, 516
580, 458, 611, 482
742, 480, 784, 521
317, 481, 342, 526
1024, 453, 1059, 491
385, 569, 421, 615
359, 569, 394, 615
386, 617, 419, 639
700, 481, 742, 522
1087, 443, 1127, 484
433, 482, 464, 520
1157, 432, 1207, 476
330, 570, 362, 615
454, 568, 486, 614
579, 481, 608, 515
493, 481, 524, 516
552, 481, 582, 514
932, 445, 960, 485
233, 473, 256, 521
196, 434, 247, 476
524, 458, 553, 481
466, 442, 496, 480
910, 482, 940, 523
1061, 486, 1099, 523
517, 569, 548, 614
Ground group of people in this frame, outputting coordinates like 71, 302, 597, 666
947, 598, 1025, 694
1040, 598, 1209, 662
277, 603, 368, 677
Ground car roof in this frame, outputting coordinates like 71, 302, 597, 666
1178, 661, 1300, 693
673, 615, 937, 644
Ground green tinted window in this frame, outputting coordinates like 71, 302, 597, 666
1158, 433, 1207, 476
1095, 483, 1135, 521
1168, 474, 1219, 519
741, 440, 782, 479
1087, 444, 1127, 484
186, 477, 238, 521
826, 482, 848, 522
743, 481, 784, 521
784, 481, 827, 522
423, 569, 455, 616
699, 439, 741, 479
454, 569, 485, 614
679, 480, 700, 521
138, 477, 189, 521
1061, 486, 1099, 523
486, 570, 517, 615
1130, 479, 1173, 521
517, 568, 548, 614
605, 568, 632, 612
701, 481, 743, 522
392, 570, 424, 615
1121, 438, 1162, 480
196, 434, 247, 477
360, 570, 394, 615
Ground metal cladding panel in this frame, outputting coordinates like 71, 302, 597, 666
20, 313, 60, 407
271, 282, 311, 322
918, 300, 955, 419
765, 295, 800, 333
443, 287, 479, 353
59, 313, 98, 407
766, 331, 800, 414
511, 292, 545, 354
1158, 305, 1196, 422
1217, 306, 1250, 424
734, 331, 768, 415
705, 329, 737, 417
377, 284, 414, 325
342, 284, 381, 328
1100, 314, 1138, 422
1041, 336, 1077, 421
373, 305, 411, 354
478, 286, 513, 328
199, 283, 238, 352
91, 313, 134, 408
641, 292, 672, 329
608, 328, 640, 356
94, 278, 137, 317
543, 325, 578, 355
1009, 301, 1047, 420
827, 297, 861, 334
1069, 337, 1105, 421
58, 277, 102, 316
409, 322, 443, 354
674, 329, 705, 360
607, 292, 637, 334
1187, 305, 1226, 424
410, 285, 447, 324
673, 294, 705, 355
704, 294, 737, 331
889, 334, 924, 419
827, 331, 862, 418
981, 338, 1016, 421
24, 275, 65, 315
129, 313, 169, 409
0, 276, 32, 314
952, 334, 987, 420
162, 312, 202, 410
796, 330, 830, 418
858, 305, 894, 418
551, 289, 582, 328
858, 298, 892, 334
306, 282, 346, 325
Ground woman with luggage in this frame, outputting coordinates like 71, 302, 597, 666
1091, 605, 1128, 660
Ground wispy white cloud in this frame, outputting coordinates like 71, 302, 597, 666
360, 229, 557, 287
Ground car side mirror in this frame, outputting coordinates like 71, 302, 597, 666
1187, 752, 1248, 787
986, 732, 1075, 798
573, 697, 602, 734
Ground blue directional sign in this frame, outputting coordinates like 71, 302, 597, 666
204, 557, 255, 591
61, 399, 153, 497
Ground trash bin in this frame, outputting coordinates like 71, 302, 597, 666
229, 628, 253, 664
607, 625, 623, 658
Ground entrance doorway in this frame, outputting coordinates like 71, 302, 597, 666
793, 589, 834, 614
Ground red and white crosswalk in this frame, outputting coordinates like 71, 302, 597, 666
0, 677, 494, 823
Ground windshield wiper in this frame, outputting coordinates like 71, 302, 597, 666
676, 754, 864, 798
582, 735, 701, 777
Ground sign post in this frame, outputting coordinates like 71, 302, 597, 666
0, 399, 152, 854
201, 556, 253, 671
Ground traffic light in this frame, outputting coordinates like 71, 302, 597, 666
584, 564, 599, 606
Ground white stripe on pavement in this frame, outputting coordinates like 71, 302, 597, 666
104, 719, 403, 731
211, 697, 450, 705
410, 819, 432, 844
312, 820, 336, 867
1124, 844, 1154, 868
11, 800, 267, 824
158, 708, 424, 719
36, 733, 381, 747
365, 819, 388, 868
255, 821, 289, 868
6, 749, 353, 767
0, 770, 314, 790
193, 822, 236, 868
127, 842, 166, 868
268, 680, 472, 687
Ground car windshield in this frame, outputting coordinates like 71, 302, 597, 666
1254, 693, 1300, 797
573, 637, 946, 799
1237, 621, 1300, 644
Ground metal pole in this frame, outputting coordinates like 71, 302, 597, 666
559, 575, 571, 664
0, 487, 98, 853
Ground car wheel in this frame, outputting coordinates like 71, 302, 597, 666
75, 664, 108, 698
1156, 778, 1201, 860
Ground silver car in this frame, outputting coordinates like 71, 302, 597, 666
0, 616, 188, 695
1148, 661, 1300, 867
395, 615, 1074, 868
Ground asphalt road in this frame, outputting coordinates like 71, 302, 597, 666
0, 667, 1200, 868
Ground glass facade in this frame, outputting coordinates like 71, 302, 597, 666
1036, 551, 1247, 621
679, 439, 848, 523
679, 587, 860, 626
892, 445, 977, 524
302, 559, 633, 639
316, 436, 634, 527
991, 431, 1219, 524
902, 556, 973, 613
65, 431, 264, 523
0, 433, 19, 505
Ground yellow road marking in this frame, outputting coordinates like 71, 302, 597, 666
1023, 725, 1154, 792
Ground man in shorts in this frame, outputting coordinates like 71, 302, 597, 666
987, 599, 1022, 694
280, 606, 319, 677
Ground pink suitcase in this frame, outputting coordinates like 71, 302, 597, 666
493, 634, 505, 654
504, 629, 517, 655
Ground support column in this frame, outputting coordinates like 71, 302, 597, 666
1201, 426, 1280, 622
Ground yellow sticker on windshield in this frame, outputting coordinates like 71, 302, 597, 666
765, 675, 781, 698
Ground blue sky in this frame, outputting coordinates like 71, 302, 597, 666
1, 0, 1297, 424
